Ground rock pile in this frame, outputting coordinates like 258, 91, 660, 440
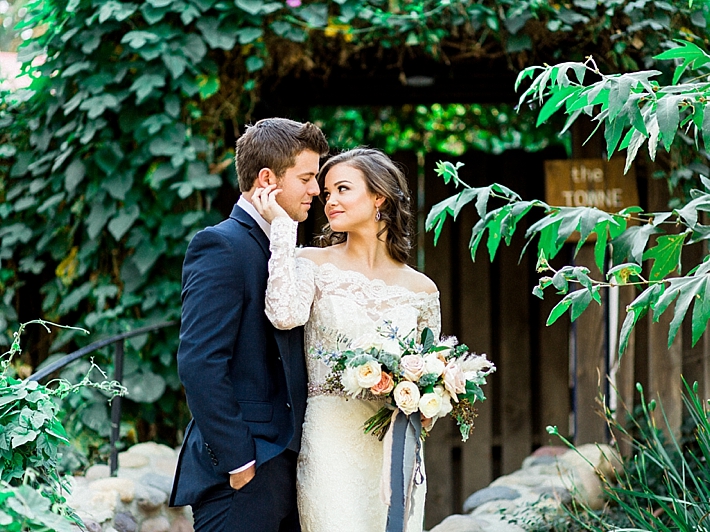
429, 443, 622, 532
66, 442, 192, 532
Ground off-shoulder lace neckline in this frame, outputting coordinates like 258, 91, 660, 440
296, 256, 439, 299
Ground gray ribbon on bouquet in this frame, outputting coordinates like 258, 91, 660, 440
384, 410, 423, 532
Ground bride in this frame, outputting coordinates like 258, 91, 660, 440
253, 148, 441, 532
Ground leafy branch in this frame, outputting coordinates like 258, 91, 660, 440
515, 40, 710, 174
426, 163, 710, 355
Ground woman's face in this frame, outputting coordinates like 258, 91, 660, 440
322, 163, 380, 233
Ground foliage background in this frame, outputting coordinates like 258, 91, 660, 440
0, 0, 708, 451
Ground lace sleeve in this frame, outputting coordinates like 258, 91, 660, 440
417, 293, 442, 339
265, 217, 317, 330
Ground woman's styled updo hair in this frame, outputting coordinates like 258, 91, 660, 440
315, 148, 414, 264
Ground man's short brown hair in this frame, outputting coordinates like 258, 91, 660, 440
235, 118, 329, 192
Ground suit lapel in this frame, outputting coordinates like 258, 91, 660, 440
230, 204, 270, 258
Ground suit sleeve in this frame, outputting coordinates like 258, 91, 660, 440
177, 228, 254, 474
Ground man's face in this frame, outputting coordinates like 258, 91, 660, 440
273, 150, 321, 222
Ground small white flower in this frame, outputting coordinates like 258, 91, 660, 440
423, 353, 445, 377
419, 392, 443, 418
393, 381, 421, 415
342, 367, 364, 397
381, 337, 402, 356
355, 360, 382, 388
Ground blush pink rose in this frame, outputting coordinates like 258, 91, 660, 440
400, 354, 425, 382
370, 371, 394, 395
443, 361, 466, 400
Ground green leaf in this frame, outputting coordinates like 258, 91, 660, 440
108, 205, 140, 241
121, 31, 160, 49
607, 263, 643, 285
162, 54, 188, 79
236, 27, 263, 44
618, 283, 663, 354
298, 4, 328, 27
79, 94, 120, 119
536, 85, 578, 126
611, 224, 660, 265
130, 73, 166, 103
246, 56, 265, 73
196, 18, 237, 50
655, 40, 710, 84
197, 74, 220, 100
691, 276, 710, 346
123, 370, 166, 403
642, 233, 687, 281
703, 102, 710, 153
64, 159, 86, 194
657, 95, 681, 151
235, 0, 265, 15
86, 202, 117, 239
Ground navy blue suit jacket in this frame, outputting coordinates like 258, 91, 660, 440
169, 204, 307, 507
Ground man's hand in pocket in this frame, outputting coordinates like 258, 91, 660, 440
230, 464, 256, 490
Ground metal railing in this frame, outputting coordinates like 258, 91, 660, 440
29, 320, 179, 476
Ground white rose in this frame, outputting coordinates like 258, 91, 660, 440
342, 367, 364, 396
400, 354, 425, 382
381, 338, 402, 356
423, 353, 445, 377
393, 381, 421, 415
355, 360, 382, 388
433, 385, 454, 417
418, 392, 443, 418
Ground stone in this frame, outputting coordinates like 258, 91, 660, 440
532, 485, 572, 504
90, 477, 136, 503
140, 472, 174, 495
169, 515, 194, 532
531, 445, 568, 457
82, 519, 103, 532
73, 489, 118, 523
470, 499, 518, 516
85, 464, 111, 481
141, 516, 170, 532
152, 456, 178, 477
114, 512, 138, 532
128, 442, 176, 459
119, 452, 150, 469
429, 514, 486, 532
521, 454, 558, 468
135, 482, 168, 512
462, 486, 521, 513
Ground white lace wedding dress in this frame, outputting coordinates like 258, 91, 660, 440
265, 218, 441, 532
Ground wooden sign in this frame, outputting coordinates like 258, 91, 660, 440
544, 158, 639, 212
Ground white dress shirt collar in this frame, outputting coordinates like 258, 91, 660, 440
237, 195, 270, 239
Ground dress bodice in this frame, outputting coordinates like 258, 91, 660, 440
265, 218, 441, 392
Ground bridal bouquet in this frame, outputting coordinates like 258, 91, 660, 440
315, 322, 495, 441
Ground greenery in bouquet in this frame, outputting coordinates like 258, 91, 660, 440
315, 323, 495, 441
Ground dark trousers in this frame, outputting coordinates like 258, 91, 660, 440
192, 451, 300, 532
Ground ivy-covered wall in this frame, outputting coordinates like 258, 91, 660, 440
0, 0, 706, 449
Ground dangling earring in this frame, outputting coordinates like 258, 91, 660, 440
375, 207, 381, 222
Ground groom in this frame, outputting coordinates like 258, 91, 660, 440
169, 118, 329, 532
